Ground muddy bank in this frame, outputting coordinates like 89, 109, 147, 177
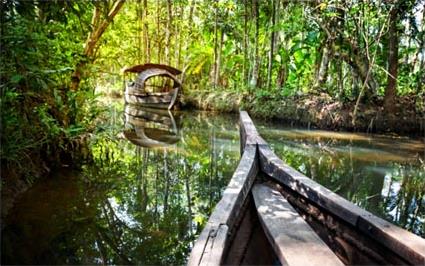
182, 91, 425, 136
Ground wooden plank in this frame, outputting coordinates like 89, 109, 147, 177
357, 213, 425, 265
199, 224, 229, 266
188, 225, 213, 266
239, 111, 259, 153
208, 145, 258, 226
259, 145, 368, 226
125, 93, 172, 104
223, 199, 255, 265
188, 145, 259, 265
258, 141, 425, 265
252, 184, 344, 266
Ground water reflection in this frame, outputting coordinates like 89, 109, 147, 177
256, 122, 425, 237
3, 111, 423, 265
1, 110, 240, 265
124, 105, 181, 148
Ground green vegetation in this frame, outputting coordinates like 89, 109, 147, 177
96, 0, 424, 121
1, 0, 424, 245
1, 111, 240, 264
2, 0, 424, 186
1, 1, 124, 194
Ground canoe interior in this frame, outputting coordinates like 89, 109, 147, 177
217, 177, 410, 265
188, 111, 425, 266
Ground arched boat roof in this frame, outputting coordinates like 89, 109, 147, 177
124, 63, 182, 75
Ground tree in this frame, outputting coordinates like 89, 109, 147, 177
384, 6, 400, 113
70, 0, 125, 91
266, 0, 277, 89
250, 0, 260, 89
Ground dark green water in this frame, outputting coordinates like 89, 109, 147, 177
1, 106, 424, 265
255, 120, 425, 237
1, 108, 241, 265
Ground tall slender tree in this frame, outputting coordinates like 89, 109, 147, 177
70, 0, 125, 91
250, 0, 260, 89
267, 0, 277, 89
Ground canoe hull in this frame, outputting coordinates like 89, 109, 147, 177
124, 88, 178, 110
188, 111, 425, 266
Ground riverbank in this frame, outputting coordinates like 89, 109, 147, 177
182, 90, 425, 136
0, 135, 92, 229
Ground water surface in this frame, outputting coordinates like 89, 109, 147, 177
255, 120, 425, 237
2, 108, 424, 265
1, 108, 240, 265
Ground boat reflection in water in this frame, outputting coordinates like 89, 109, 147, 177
123, 104, 181, 148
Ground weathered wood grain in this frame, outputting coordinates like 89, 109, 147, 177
258, 143, 425, 265
252, 184, 344, 266
239, 111, 259, 153
189, 110, 425, 266
125, 93, 173, 104
198, 224, 229, 266
188, 145, 258, 266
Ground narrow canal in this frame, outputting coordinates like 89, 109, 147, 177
2, 104, 424, 264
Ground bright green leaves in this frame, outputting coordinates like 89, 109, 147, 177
0, 0, 97, 184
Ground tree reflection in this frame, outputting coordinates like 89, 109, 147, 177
1, 111, 240, 265
262, 128, 425, 237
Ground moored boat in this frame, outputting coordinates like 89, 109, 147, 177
188, 111, 425, 265
123, 63, 182, 110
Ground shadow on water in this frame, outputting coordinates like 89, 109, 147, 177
255, 121, 425, 237
1, 105, 240, 265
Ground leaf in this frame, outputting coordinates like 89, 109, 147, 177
11, 74, 24, 84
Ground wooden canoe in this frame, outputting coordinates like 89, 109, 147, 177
123, 64, 182, 110
188, 111, 425, 266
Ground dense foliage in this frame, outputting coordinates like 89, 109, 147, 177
1, 1, 122, 184
1, 1, 424, 260
97, 0, 424, 110
1, 0, 424, 208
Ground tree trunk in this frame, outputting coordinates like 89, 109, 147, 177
70, 0, 125, 91
181, 0, 195, 83
156, 0, 161, 64
250, 0, 259, 89
336, 6, 345, 98
165, 0, 172, 65
214, 29, 224, 87
266, 0, 277, 89
384, 8, 399, 113
143, 0, 150, 62
314, 40, 331, 89
275, 2, 287, 89
336, 37, 378, 98
137, 0, 142, 63
243, 0, 248, 87
212, 3, 219, 88
176, 4, 184, 68
276, 63, 287, 89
